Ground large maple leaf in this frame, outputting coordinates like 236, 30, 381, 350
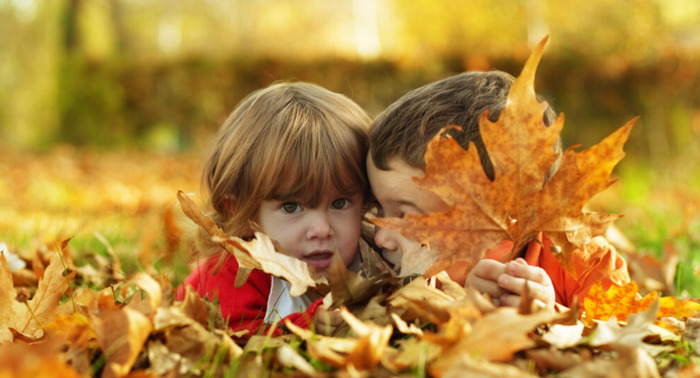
373, 36, 636, 277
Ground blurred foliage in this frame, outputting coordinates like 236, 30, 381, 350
1, 0, 699, 160
0, 145, 202, 284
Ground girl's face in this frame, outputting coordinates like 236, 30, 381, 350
256, 190, 363, 278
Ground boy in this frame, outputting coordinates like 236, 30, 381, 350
368, 71, 630, 310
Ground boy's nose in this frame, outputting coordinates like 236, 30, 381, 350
373, 226, 398, 252
306, 211, 332, 239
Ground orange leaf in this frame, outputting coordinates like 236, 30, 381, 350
583, 281, 657, 323
372, 36, 635, 277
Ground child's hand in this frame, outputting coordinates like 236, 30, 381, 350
497, 258, 555, 311
465, 259, 510, 302
313, 306, 343, 336
466, 258, 555, 311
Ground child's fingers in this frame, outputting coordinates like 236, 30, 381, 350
471, 259, 508, 281
314, 307, 343, 336
469, 275, 506, 298
497, 274, 549, 303
504, 259, 552, 286
499, 293, 547, 310
499, 293, 521, 307
466, 259, 508, 298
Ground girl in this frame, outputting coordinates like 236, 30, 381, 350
176, 81, 371, 334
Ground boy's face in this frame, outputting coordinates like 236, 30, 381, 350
367, 155, 450, 265
256, 190, 363, 278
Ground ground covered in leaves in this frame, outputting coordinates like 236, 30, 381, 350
1, 144, 699, 377
1, 239, 700, 377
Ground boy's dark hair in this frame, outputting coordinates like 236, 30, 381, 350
369, 70, 559, 181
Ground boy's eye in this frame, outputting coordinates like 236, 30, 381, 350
281, 202, 302, 214
331, 198, 350, 210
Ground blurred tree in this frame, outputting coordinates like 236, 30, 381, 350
0, 0, 697, 161
0, 0, 61, 149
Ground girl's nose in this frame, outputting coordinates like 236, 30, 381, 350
306, 211, 332, 239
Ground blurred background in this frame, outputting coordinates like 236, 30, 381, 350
1, 0, 699, 292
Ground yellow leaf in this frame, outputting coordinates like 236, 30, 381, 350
583, 281, 657, 323
657, 296, 700, 319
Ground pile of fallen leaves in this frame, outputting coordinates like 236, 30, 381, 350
2, 37, 700, 377
2, 237, 700, 377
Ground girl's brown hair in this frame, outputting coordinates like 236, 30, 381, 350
195, 82, 370, 256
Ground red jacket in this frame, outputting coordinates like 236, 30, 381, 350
175, 254, 323, 334
530, 233, 630, 307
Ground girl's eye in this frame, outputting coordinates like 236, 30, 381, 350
282, 202, 302, 214
331, 198, 350, 210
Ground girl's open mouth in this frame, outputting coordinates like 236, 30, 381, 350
302, 251, 334, 270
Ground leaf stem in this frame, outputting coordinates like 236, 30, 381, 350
55, 243, 76, 313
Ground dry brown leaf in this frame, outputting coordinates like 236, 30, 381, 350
440, 307, 555, 363
0, 339, 83, 378
92, 289, 153, 378
560, 343, 660, 378
146, 340, 196, 376
125, 272, 162, 319
0, 253, 18, 336
43, 312, 95, 349
12, 250, 76, 339
372, 36, 635, 277
587, 301, 671, 356
284, 308, 392, 372
172, 284, 215, 327
625, 242, 679, 293
432, 350, 538, 378
277, 344, 322, 376
525, 347, 587, 373
541, 321, 585, 349
391, 313, 423, 336
340, 308, 394, 371
286, 320, 359, 367
388, 276, 456, 325
324, 252, 393, 311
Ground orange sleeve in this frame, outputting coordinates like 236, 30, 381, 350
525, 234, 630, 307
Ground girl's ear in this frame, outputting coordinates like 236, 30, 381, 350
222, 194, 237, 215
